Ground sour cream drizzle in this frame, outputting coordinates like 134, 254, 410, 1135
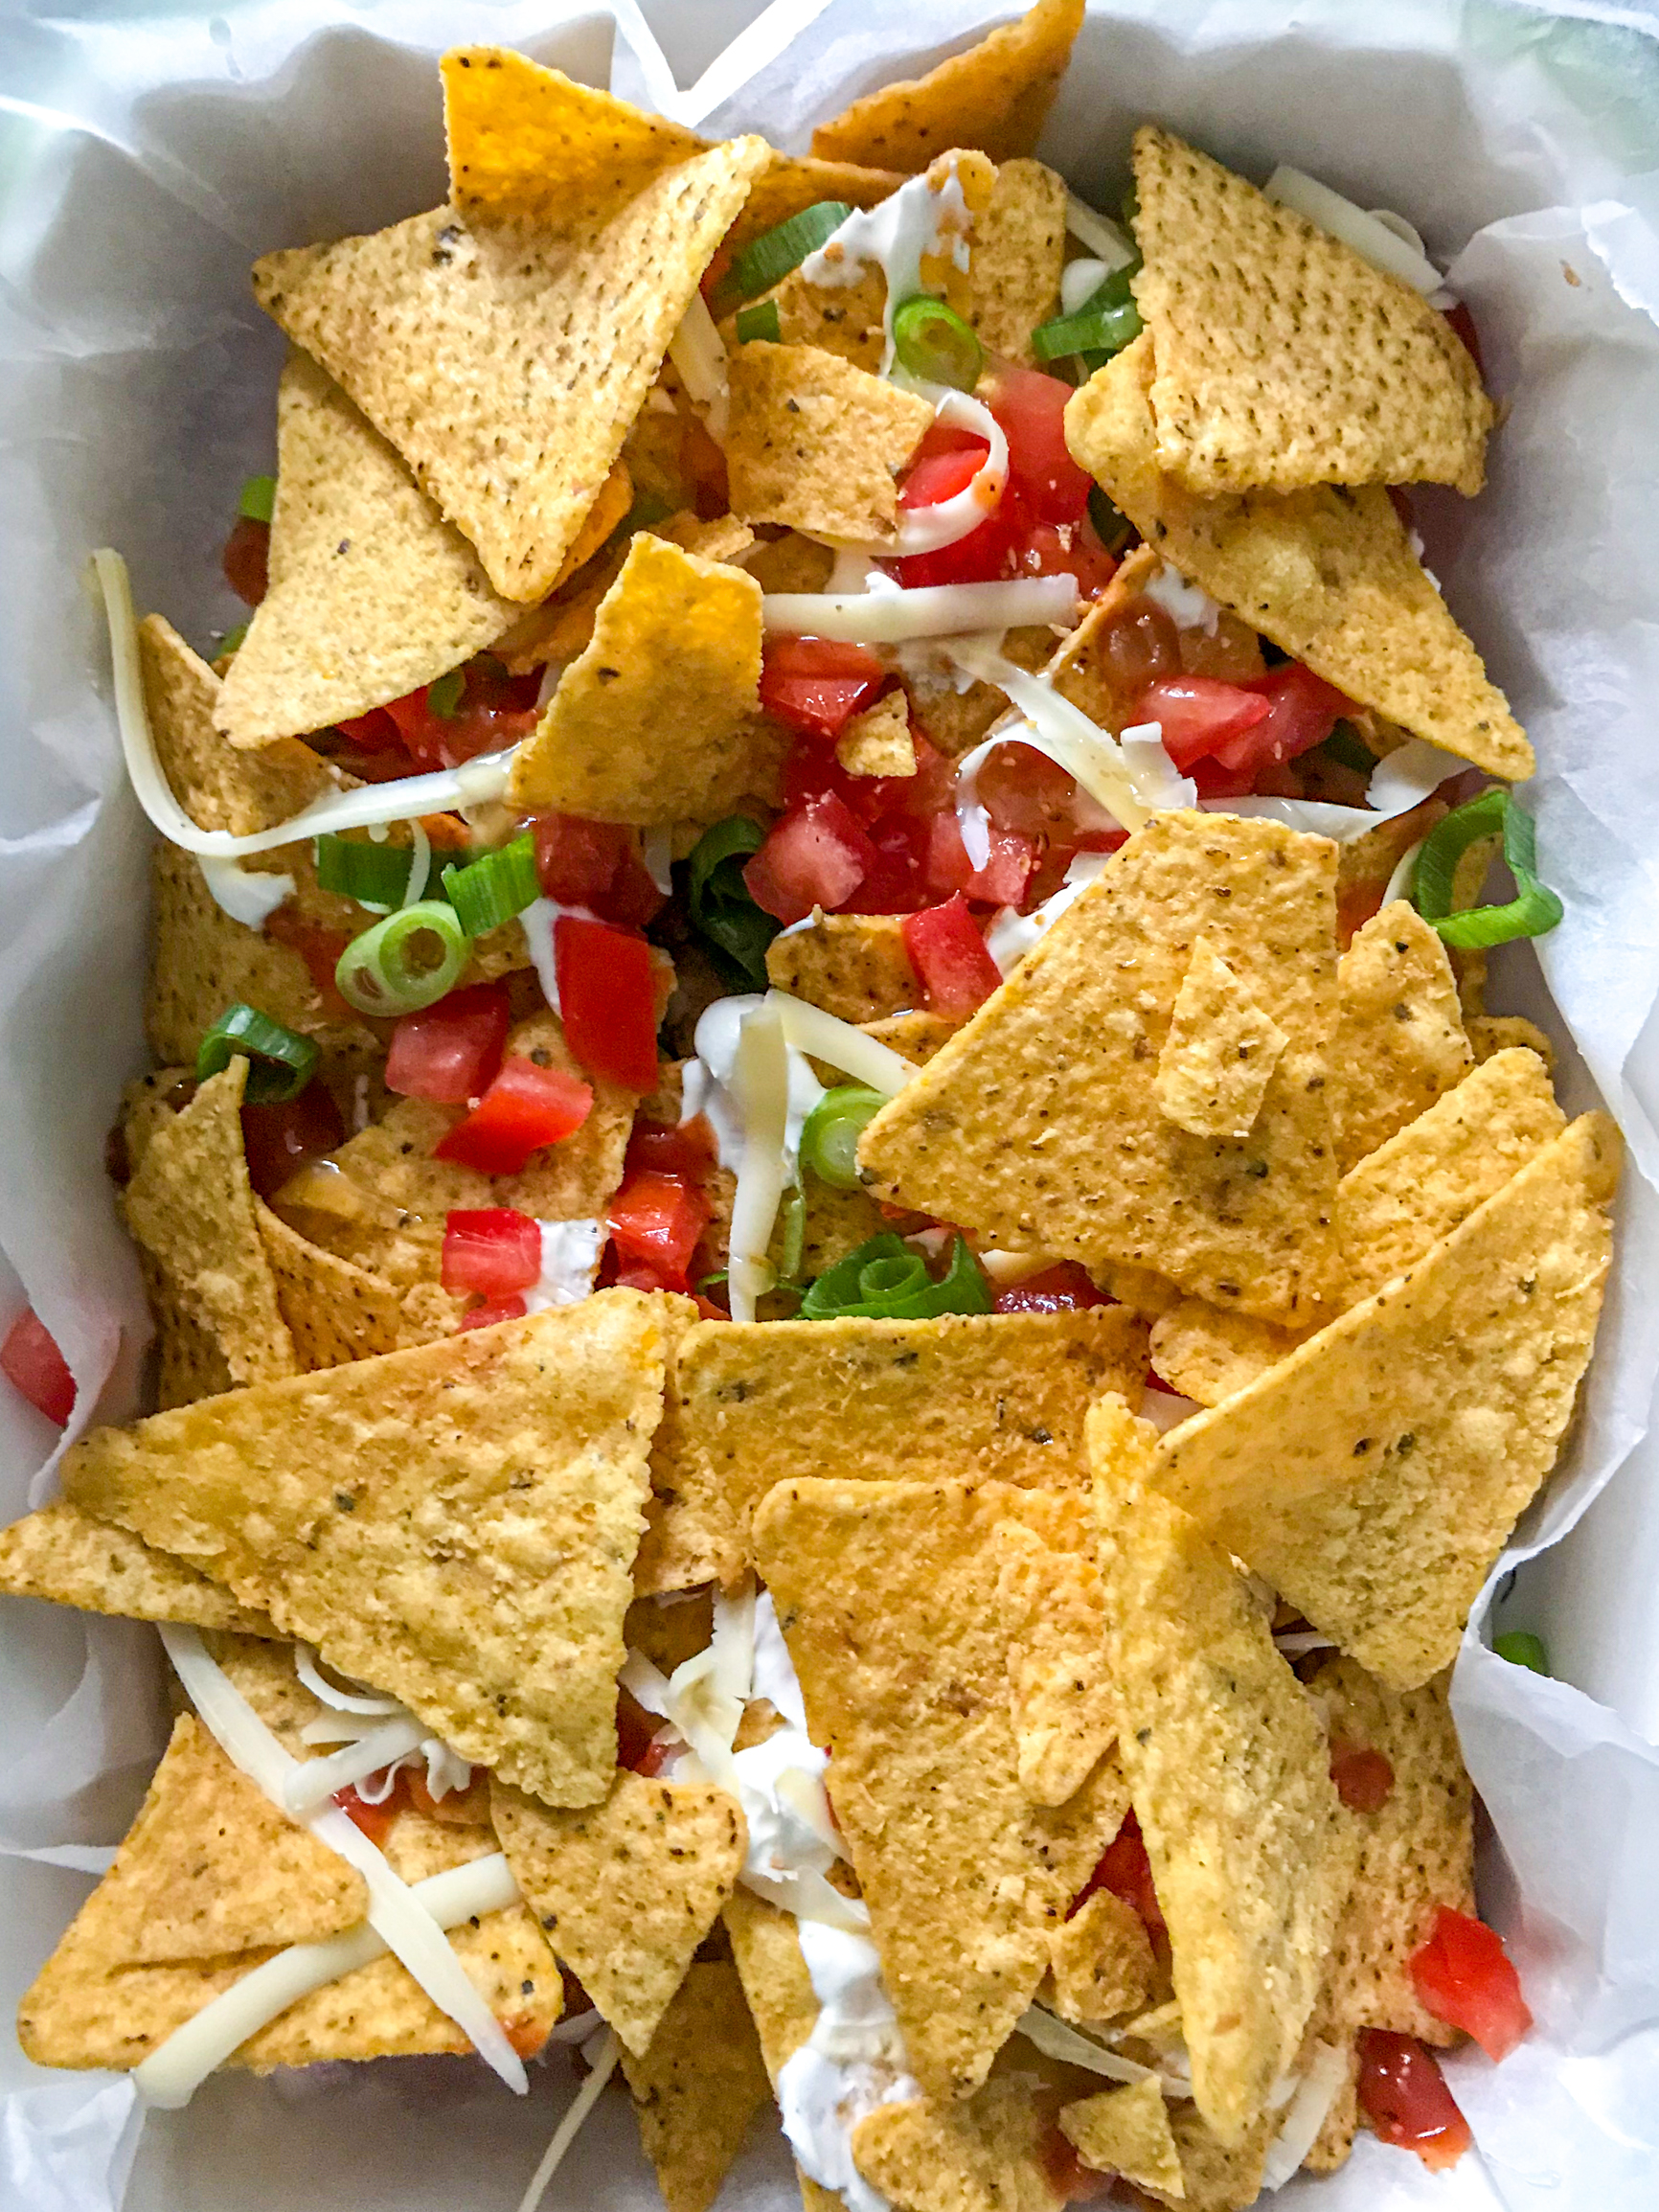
801, 160, 972, 375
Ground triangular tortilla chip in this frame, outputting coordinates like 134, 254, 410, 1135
253, 121, 768, 603
852, 2077, 1058, 2212
253, 1200, 406, 1367
0, 1503, 274, 1633
968, 157, 1066, 365
621, 1957, 774, 2212
1060, 2078, 1185, 2199
1154, 935, 1288, 1140
62, 1293, 669, 1805
1469, 1013, 1555, 1069
1064, 339, 1532, 779
508, 533, 775, 823
726, 341, 933, 544
490, 1769, 746, 2056
665, 1306, 1149, 1588
1331, 902, 1471, 1172
1044, 1886, 1156, 2027
995, 1517, 1118, 1807
1148, 1113, 1619, 1688
810, 0, 1084, 169
215, 353, 516, 746
837, 692, 917, 780
857, 813, 1342, 1326
142, 615, 329, 835
120, 1060, 299, 1388
753, 1477, 1128, 2101
1130, 126, 1491, 497
765, 912, 920, 1023
1090, 1398, 1357, 2146
728, 151, 907, 253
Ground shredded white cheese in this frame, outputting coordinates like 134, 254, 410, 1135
514, 2027, 622, 2212
769, 992, 918, 1097
284, 1715, 427, 1813
1015, 2005, 1160, 2087
1263, 166, 1444, 295
1063, 194, 1136, 269
669, 292, 730, 442
1261, 2040, 1352, 2188
198, 855, 294, 926
725, 999, 792, 1323
762, 575, 1078, 644
878, 390, 1008, 559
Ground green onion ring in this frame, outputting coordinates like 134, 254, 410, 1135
442, 833, 540, 938
799, 1231, 991, 1321
1411, 787, 1563, 949
735, 300, 783, 345
195, 1003, 319, 1103
334, 901, 467, 1016
800, 1086, 885, 1192
890, 295, 984, 393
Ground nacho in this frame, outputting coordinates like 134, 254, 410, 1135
728, 151, 908, 253
1154, 935, 1288, 1140
852, 2077, 1060, 2212
621, 1957, 774, 2212
1330, 901, 1471, 1172
0, 1502, 274, 1634
727, 342, 932, 543
837, 691, 918, 779
142, 614, 329, 835
765, 912, 920, 1021
253, 1202, 407, 1367
995, 1516, 1119, 1807
1060, 2078, 1185, 2198
969, 158, 1067, 363
1045, 1887, 1156, 2026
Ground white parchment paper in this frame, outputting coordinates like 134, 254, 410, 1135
1, 2, 1657, 2206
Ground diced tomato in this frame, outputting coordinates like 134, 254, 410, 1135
744, 794, 875, 924
556, 917, 660, 1092
441, 1208, 543, 1297
1329, 1742, 1396, 1813
922, 812, 1037, 907
382, 662, 541, 772
433, 1057, 593, 1174
1338, 876, 1390, 949
1409, 1906, 1534, 2062
617, 1688, 673, 1776
900, 442, 991, 511
1127, 675, 1272, 772
760, 637, 888, 741
1356, 2032, 1472, 2170
983, 361, 1093, 524
893, 499, 1020, 589
608, 1170, 712, 1293
458, 1293, 529, 1330
263, 903, 351, 1018
1072, 1810, 1165, 1938
1211, 665, 1352, 782
625, 1115, 718, 1185
781, 729, 951, 827
1443, 301, 1486, 381
1, 1309, 75, 1427
222, 515, 269, 605
333, 706, 406, 754
241, 1083, 347, 1203
992, 1264, 1106, 1315
1007, 515, 1119, 599
839, 813, 932, 916
385, 981, 511, 1106
901, 895, 1002, 1018
334, 1780, 400, 1846
1038, 2128, 1115, 2204
1085, 596, 1183, 696
530, 814, 665, 929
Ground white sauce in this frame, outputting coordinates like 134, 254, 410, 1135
523, 1219, 605, 1311
679, 995, 824, 1176
777, 1922, 921, 2212
519, 895, 601, 1017
985, 850, 1115, 976
802, 160, 973, 376
198, 855, 294, 926
1142, 562, 1223, 636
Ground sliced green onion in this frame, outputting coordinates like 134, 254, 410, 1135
623, 489, 674, 536
735, 300, 783, 345
799, 1231, 991, 1322
218, 620, 249, 658
1086, 486, 1133, 556
1319, 721, 1379, 773
688, 816, 779, 991
800, 1087, 885, 1192
426, 668, 466, 719
1033, 261, 1141, 365
239, 474, 276, 523
777, 1189, 807, 1285
727, 201, 852, 306
1411, 788, 1563, 949
314, 832, 424, 912
1494, 1630, 1550, 1675
195, 1003, 319, 1104
335, 901, 467, 1016
890, 295, 984, 393
442, 833, 539, 937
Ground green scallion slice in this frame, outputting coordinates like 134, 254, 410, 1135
727, 201, 852, 306
735, 299, 783, 345
239, 473, 276, 523
426, 668, 466, 719
800, 1086, 885, 1192
1032, 296, 1142, 366
335, 902, 467, 1016
314, 832, 424, 912
1411, 787, 1563, 949
442, 833, 539, 937
219, 620, 249, 657
687, 816, 779, 991
195, 1003, 319, 1104
799, 1231, 991, 1322
777, 1188, 807, 1286
1493, 1630, 1550, 1675
890, 294, 984, 393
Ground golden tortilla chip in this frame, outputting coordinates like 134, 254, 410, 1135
852, 2077, 1058, 2212
995, 1516, 1118, 1808
508, 533, 775, 824
837, 692, 918, 779
148, 1259, 235, 1411
1154, 935, 1288, 1140
120, 1060, 299, 1388
726, 342, 933, 544
665, 1306, 1149, 1588
1469, 1013, 1555, 1069
862, 1010, 961, 1062
621, 1957, 774, 2212
905, 623, 1056, 758
1130, 127, 1491, 497
722, 1887, 820, 2081
858, 813, 1342, 1326
1149, 1113, 1620, 1688
491, 1770, 745, 2056
253, 126, 768, 603
216, 353, 515, 746
1045, 1887, 1156, 2027
63, 1293, 668, 1806
969, 158, 1066, 364
1147, 1302, 1302, 1411
766, 912, 920, 1022
728, 152, 907, 252
0, 1503, 274, 1633
1331, 902, 1471, 1172
1045, 545, 1161, 733
632, 1296, 717, 1599
253, 1201, 406, 1367
754, 1478, 1128, 2100
142, 615, 329, 835
1060, 2079, 1185, 2198
1089, 1397, 1357, 2145
1064, 339, 1531, 780
810, 0, 1084, 169
1156, 2108, 1275, 2212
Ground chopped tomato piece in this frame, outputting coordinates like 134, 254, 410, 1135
901, 895, 1002, 1018
241, 1083, 347, 1203
626, 1114, 718, 1185
760, 636, 888, 741
1, 1309, 75, 1427
385, 981, 511, 1105
383, 661, 541, 771
983, 361, 1093, 524
1329, 1741, 1396, 1813
222, 515, 269, 605
1007, 515, 1119, 599
1338, 875, 1390, 949
1127, 675, 1272, 772
433, 1057, 592, 1174
899, 426, 992, 511
1356, 2031, 1472, 2169
922, 812, 1037, 907
333, 1779, 401, 1846
617, 1688, 673, 1776
607, 1170, 712, 1293
441, 1208, 543, 1298
532, 813, 665, 929
838, 813, 931, 916
744, 794, 875, 924
992, 1264, 1107, 1315
781, 728, 951, 827
1038, 2128, 1115, 2204
458, 1293, 529, 1330
1409, 1906, 1534, 2061
556, 917, 660, 1092
263, 903, 351, 1018
333, 705, 406, 753
1073, 1809, 1166, 1939
893, 500, 1019, 589
1210, 665, 1352, 782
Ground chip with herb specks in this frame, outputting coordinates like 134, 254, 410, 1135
1330, 901, 1471, 1172
765, 913, 920, 1022
0, 1503, 275, 1634
621, 1957, 774, 2212
1060, 2078, 1185, 2198
726, 341, 933, 544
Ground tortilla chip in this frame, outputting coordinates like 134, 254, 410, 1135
621, 1957, 773, 2212
148, 1263, 236, 1411
63, 1293, 668, 1805
1331, 902, 1471, 1172
120, 1060, 299, 1389
142, 615, 330, 835
508, 533, 775, 824
852, 2077, 1059, 2212
727, 342, 932, 543
1089, 1397, 1357, 2144
253, 1201, 406, 1367
1156, 2108, 1275, 2212
491, 1770, 745, 2055
1147, 1302, 1303, 1411
1045, 1887, 1156, 2026
995, 1516, 1118, 1807
722, 1887, 821, 2080
862, 1010, 961, 1062
905, 624, 1057, 759
216, 353, 516, 746
857, 813, 1342, 1326
253, 127, 768, 603
754, 1477, 1128, 2100
837, 692, 918, 780
810, 0, 1084, 169
0, 1503, 274, 1633
1064, 339, 1531, 780
1468, 1013, 1555, 1070
1148, 1113, 1620, 1688
969, 158, 1066, 364
1155, 936, 1289, 1140
1060, 2079, 1185, 2198
666, 1306, 1149, 1588
1130, 127, 1491, 497
625, 1590, 715, 1677
632, 1296, 717, 1599
728, 152, 907, 252
766, 912, 920, 1022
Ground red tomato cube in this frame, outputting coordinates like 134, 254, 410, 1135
433, 1058, 593, 1175
386, 982, 511, 1105
900, 895, 1003, 1018
441, 1209, 543, 1297
759, 637, 887, 741
555, 917, 660, 1093
1409, 1906, 1534, 2061
744, 795, 875, 924
1356, 2032, 1472, 2169
1, 1308, 75, 1427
